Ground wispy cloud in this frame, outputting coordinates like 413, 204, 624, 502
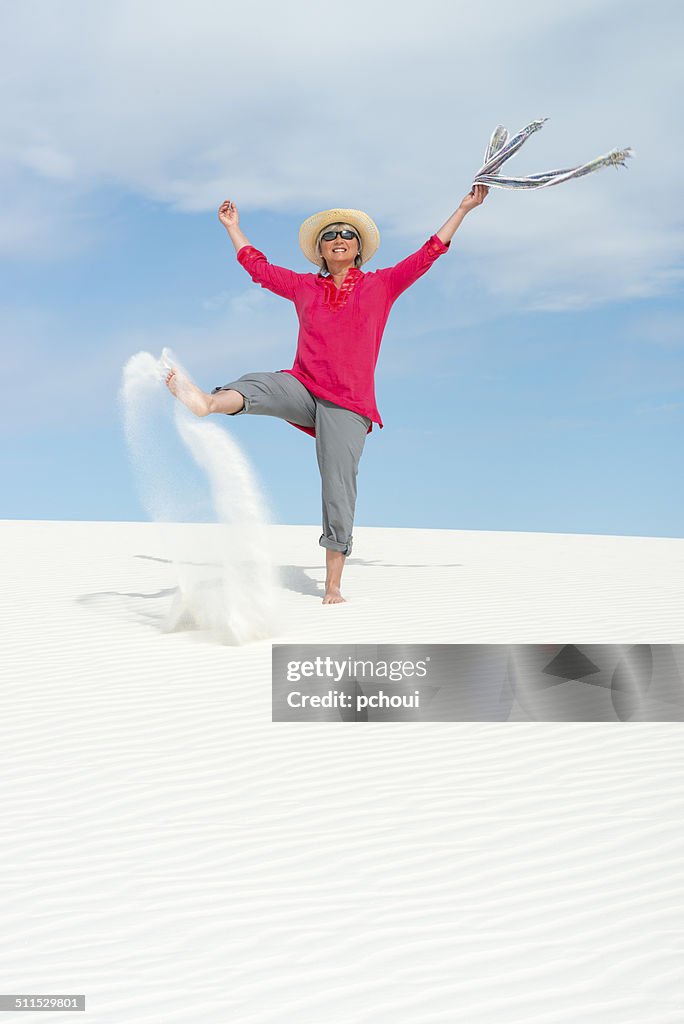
1, 0, 681, 309
635, 402, 683, 416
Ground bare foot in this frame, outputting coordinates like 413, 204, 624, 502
165, 367, 212, 417
323, 549, 347, 604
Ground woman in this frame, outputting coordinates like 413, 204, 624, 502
166, 185, 489, 604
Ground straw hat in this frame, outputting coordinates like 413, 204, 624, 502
299, 208, 380, 267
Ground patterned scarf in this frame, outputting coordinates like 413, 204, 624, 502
472, 118, 633, 190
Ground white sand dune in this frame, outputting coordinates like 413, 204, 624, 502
1, 519, 683, 1022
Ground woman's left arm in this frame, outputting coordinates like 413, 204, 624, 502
381, 185, 490, 300
436, 184, 489, 244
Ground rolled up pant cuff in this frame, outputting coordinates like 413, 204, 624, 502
319, 534, 353, 556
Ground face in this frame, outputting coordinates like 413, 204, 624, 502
319, 223, 360, 269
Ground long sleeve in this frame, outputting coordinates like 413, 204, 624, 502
236, 245, 304, 302
379, 234, 450, 301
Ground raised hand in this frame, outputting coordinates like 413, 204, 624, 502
218, 199, 240, 229
458, 184, 490, 214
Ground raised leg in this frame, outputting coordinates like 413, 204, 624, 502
165, 367, 244, 416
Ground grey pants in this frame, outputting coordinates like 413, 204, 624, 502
211, 371, 371, 556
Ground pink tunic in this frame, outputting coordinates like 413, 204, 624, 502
236, 234, 450, 438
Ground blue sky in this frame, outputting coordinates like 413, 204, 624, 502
2, 0, 682, 537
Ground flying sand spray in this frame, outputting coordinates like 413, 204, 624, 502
119, 347, 280, 645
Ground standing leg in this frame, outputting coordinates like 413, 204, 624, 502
324, 549, 347, 605
314, 399, 371, 604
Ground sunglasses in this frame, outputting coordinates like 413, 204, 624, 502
320, 229, 359, 242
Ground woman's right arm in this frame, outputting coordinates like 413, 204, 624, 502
218, 199, 301, 301
219, 200, 252, 253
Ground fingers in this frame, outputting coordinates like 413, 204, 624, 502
462, 184, 489, 211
